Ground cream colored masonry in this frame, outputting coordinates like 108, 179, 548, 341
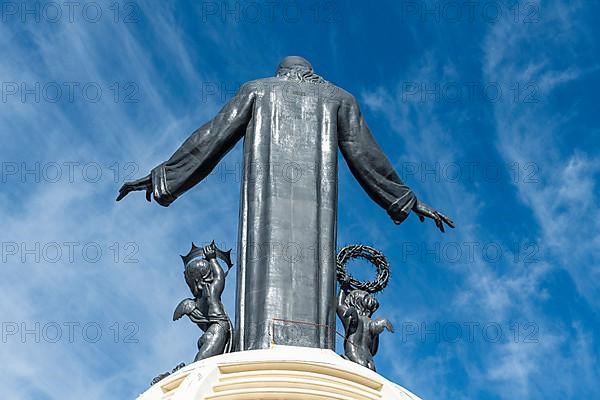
137, 345, 423, 400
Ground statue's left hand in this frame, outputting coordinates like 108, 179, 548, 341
412, 200, 455, 233
116, 174, 152, 202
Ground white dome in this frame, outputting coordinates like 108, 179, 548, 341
138, 345, 422, 400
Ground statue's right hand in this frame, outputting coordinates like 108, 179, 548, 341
116, 174, 152, 202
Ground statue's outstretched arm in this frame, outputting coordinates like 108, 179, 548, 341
337, 95, 454, 232
369, 318, 393, 357
370, 317, 394, 335
337, 95, 415, 224
117, 83, 256, 206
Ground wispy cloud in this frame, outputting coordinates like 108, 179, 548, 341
0, 3, 241, 398
1, 1, 598, 399
358, 1, 599, 397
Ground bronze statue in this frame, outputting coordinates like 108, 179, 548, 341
337, 277, 393, 372
117, 56, 454, 351
336, 245, 394, 371
174, 242, 234, 362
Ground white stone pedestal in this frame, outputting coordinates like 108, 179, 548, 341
137, 346, 422, 400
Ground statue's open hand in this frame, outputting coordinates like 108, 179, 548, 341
372, 318, 395, 334
383, 319, 394, 333
116, 174, 152, 202
413, 200, 455, 233
203, 243, 217, 260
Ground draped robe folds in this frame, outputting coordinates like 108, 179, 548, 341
151, 77, 416, 351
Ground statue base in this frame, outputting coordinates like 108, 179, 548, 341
137, 345, 422, 400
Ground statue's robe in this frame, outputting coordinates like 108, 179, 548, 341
151, 77, 416, 351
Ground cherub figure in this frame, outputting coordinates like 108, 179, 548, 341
173, 241, 233, 362
337, 277, 394, 371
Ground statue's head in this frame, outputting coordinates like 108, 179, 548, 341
181, 242, 212, 295
184, 258, 211, 296
275, 56, 326, 84
346, 289, 379, 317
276, 56, 313, 74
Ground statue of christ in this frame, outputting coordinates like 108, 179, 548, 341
117, 56, 454, 351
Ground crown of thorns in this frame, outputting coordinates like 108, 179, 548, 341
336, 244, 390, 293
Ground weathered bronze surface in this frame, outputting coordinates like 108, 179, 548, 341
117, 56, 454, 352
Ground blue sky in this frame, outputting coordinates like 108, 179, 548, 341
1, 0, 599, 398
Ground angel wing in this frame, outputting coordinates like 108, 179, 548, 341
173, 298, 197, 321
